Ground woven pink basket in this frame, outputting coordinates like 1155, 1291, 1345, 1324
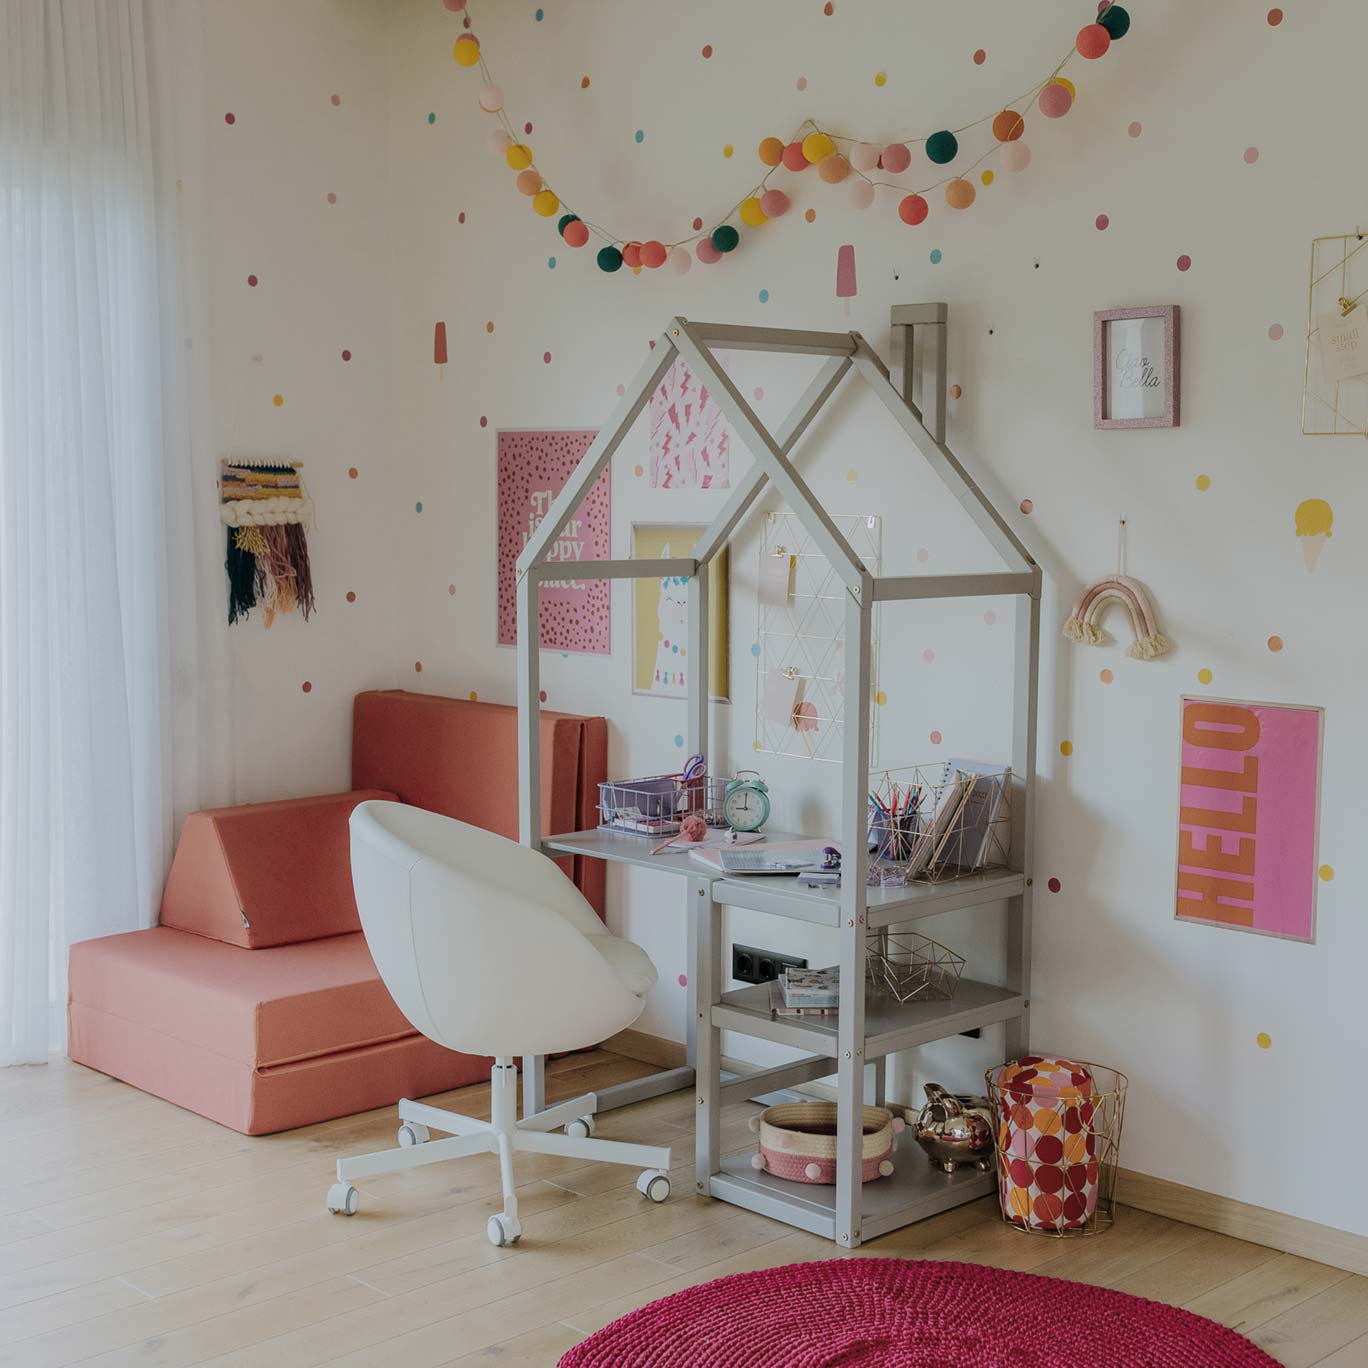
749, 1103, 902, 1184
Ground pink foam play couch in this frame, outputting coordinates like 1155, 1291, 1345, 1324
68, 691, 607, 1134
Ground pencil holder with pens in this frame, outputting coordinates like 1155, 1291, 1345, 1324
868, 800, 920, 863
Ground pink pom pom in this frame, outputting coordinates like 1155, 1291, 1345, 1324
759, 189, 790, 218
1001, 140, 1032, 172
696, 238, 722, 264
891, 1116, 906, 1132
882, 143, 912, 174
1038, 82, 1073, 119
666, 246, 692, 274
848, 179, 875, 210
679, 813, 708, 843
850, 142, 881, 172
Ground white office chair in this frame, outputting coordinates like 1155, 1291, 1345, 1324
326, 800, 672, 1247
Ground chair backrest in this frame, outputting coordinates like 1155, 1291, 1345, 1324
349, 801, 643, 1059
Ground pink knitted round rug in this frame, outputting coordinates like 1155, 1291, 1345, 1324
557, 1258, 1279, 1367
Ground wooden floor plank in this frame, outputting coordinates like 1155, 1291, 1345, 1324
1185, 1252, 1352, 1335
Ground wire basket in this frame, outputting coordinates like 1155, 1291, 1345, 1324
597, 773, 730, 836
985, 1058, 1128, 1238
867, 762, 1012, 886
865, 929, 964, 1004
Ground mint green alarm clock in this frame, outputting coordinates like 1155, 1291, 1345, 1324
722, 771, 770, 832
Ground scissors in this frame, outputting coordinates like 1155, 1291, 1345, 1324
679, 753, 706, 784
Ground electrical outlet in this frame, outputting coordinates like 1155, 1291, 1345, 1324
731, 943, 808, 985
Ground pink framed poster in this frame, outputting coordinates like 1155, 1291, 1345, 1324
496, 429, 610, 654
1175, 696, 1323, 943
648, 354, 731, 489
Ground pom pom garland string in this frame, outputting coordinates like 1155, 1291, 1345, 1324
452, 2, 1129, 261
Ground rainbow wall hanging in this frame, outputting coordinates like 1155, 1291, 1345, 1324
1063, 576, 1171, 660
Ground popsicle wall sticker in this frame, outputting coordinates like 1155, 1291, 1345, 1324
1295, 498, 1333, 572
836, 244, 857, 319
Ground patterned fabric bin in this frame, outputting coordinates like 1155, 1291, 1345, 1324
986, 1057, 1127, 1236
749, 1103, 904, 1184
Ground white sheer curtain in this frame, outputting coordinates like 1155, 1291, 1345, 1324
0, 0, 233, 1064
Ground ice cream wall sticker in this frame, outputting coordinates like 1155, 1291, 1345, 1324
1063, 518, 1173, 661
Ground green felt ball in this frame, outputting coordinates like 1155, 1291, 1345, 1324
711, 224, 740, 253
596, 245, 623, 273
557, 213, 580, 237
925, 130, 959, 165
1098, 4, 1130, 38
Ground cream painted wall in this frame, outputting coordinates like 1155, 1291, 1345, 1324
202, 0, 1365, 1237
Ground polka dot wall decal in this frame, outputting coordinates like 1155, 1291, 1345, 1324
846, 468, 858, 482
634, 129, 644, 144
458, 211, 466, 224
981, 170, 994, 187
1268, 323, 1285, 341
247, 274, 258, 287
1019, 498, 1033, 514
922, 649, 935, 664
1195, 474, 1211, 491
678, 972, 688, 988
327, 192, 337, 205
272, 394, 284, 407
917, 548, 929, 562
1268, 7, 1283, 24
1095, 214, 1109, 230
331, 94, 341, 106
692, 216, 704, 231
874, 71, 887, 87
449, 583, 456, 595
753, 386, 765, 401
701, 44, 713, 58
674, 734, 684, 748
973, 49, 986, 65
1100, 668, 1113, 683
751, 643, 761, 657
428, 112, 436, 125
930, 730, 943, 745
1267, 634, 1283, 652
930, 249, 943, 264
538, 689, 547, 703
548, 256, 556, 268
1256, 1032, 1272, 1050
796, 77, 808, 92
346, 591, 356, 603
348, 467, 358, 479
1047, 877, 1061, 893
723, 144, 734, 159
1319, 864, 1334, 881
1244, 147, 1260, 164
950, 383, 963, 399
341, 349, 351, 361
875, 690, 888, 705
543, 351, 552, 364
1197, 668, 1213, 685
1177, 254, 1192, 272
224, 112, 235, 125
1128, 120, 1142, 137
480, 415, 488, 427
485, 320, 494, 333
1060, 739, 1073, 756
633, 463, 644, 477
468, 690, 478, 701
301, 681, 312, 693
758, 289, 769, 303
984, 609, 996, 625
581, 76, 590, 88
615, 384, 625, 396
415, 500, 423, 512
535, 7, 543, 19
824, 1, 834, 13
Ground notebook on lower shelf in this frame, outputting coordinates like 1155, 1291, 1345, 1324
689, 839, 839, 875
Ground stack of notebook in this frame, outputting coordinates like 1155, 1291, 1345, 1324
770, 966, 839, 1018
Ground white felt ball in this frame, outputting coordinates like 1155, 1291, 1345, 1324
848, 179, 875, 210
478, 83, 504, 113
666, 247, 692, 275
751, 1153, 767, 1170
850, 142, 881, 172
487, 129, 512, 156
1001, 141, 1032, 173
805, 1162, 822, 1181
879, 1160, 895, 1177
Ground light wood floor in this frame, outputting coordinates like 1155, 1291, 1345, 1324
1, 1052, 1364, 1367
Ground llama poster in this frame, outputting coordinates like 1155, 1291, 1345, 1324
496, 429, 610, 653
631, 524, 729, 701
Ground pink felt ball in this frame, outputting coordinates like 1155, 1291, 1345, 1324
850, 142, 881, 172
898, 193, 929, 226
487, 129, 513, 155
781, 141, 810, 172
1039, 82, 1074, 118
848, 179, 875, 210
697, 237, 722, 264
1001, 140, 1032, 172
563, 220, 590, 248
1076, 23, 1111, 59
818, 153, 850, 184
882, 142, 912, 174
666, 246, 692, 274
759, 189, 790, 218
679, 813, 708, 843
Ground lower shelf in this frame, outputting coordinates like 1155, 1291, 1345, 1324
710, 1149, 996, 1244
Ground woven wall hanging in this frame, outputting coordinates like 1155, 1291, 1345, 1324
220, 458, 316, 627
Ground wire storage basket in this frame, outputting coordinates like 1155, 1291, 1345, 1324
986, 1058, 1127, 1238
867, 762, 1012, 886
865, 929, 964, 1004
597, 773, 730, 837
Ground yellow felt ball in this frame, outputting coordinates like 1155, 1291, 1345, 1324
453, 35, 480, 67
801, 131, 835, 164
739, 196, 768, 227
505, 143, 533, 171
532, 189, 559, 217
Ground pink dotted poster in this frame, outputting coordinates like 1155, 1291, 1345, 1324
648, 355, 730, 489
496, 429, 610, 654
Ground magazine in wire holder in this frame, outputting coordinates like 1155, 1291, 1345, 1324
867, 762, 1012, 886
598, 773, 731, 837
754, 510, 881, 764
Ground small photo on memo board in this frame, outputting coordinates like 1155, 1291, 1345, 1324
631, 523, 729, 702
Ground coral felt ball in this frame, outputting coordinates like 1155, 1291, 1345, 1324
640, 240, 667, 268
760, 188, 790, 218
711, 224, 740, 253
596, 245, 623, 272
557, 213, 579, 237
1076, 23, 1111, 59
621, 242, 642, 268
563, 220, 590, 248
696, 237, 722, 264
758, 136, 785, 167
818, 154, 850, 184
801, 131, 835, 164
505, 143, 533, 170
945, 178, 975, 209
992, 109, 1026, 142
442, 0, 466, 9
532, 190, 559, 217
1039, 81, 1073, 118
881, 142, 912, 174
666, 246, 692, 274
926, 130, 958, 165
515, 169, 542, 196
1099, 4, 1130, 39
739, 197, 768, 227
898, 193, 929, 226
851, 142, 881, 172
453, 35, 480, 66
478, 83, 504, 113
782, 141, 810, 172
849, 179, 875, 209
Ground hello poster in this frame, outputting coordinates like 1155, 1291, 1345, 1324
496, 430, 610, 654
1175, 697, 1324, 943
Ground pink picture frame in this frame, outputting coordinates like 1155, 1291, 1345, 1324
1094, 305, 1180, 429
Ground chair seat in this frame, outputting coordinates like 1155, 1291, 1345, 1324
588, 934, 657, 998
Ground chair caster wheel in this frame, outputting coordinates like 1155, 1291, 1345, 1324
326, 1183, 358, 1216
636, 1170, 670, 1203
487, 1213, 522, 1247
397, 1122, 431, 1147
565, 1115, 595, 1139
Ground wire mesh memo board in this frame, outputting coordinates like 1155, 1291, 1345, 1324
754, 510, 881, 764
1303, 232, 1368, 436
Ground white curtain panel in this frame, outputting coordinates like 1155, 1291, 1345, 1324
0, 0, 233, 1064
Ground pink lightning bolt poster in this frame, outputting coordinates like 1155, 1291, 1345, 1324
648, 354, 731, 490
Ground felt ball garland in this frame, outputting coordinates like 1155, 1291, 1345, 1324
451, 0, 1131, 274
